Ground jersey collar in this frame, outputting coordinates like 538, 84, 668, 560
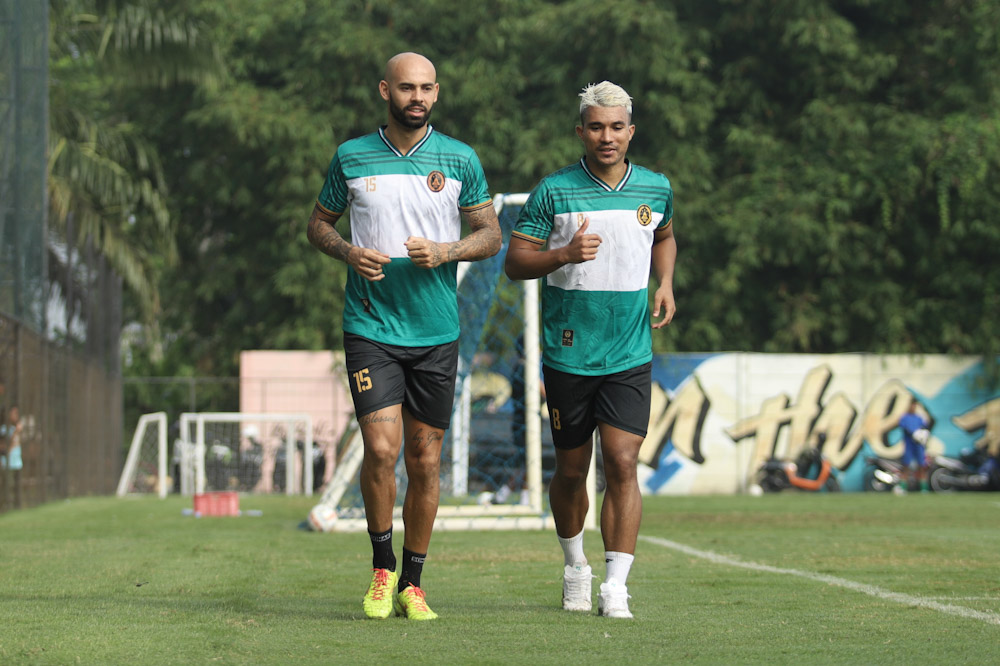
378, 125, 434, 157
579, 157, 633, 192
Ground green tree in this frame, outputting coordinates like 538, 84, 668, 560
664, 0, 1000, 360
116, 0, 1000, 392
119, 0, 381, 378
48, 0, 221, 350
124, 0, 537, 377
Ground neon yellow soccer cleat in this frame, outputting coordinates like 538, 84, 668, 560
393, 585, 439, 620
363, 568, 398, 619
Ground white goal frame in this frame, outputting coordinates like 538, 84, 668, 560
117, 411, 169, 498
118, 411, 316, 498
179, 412, 314, 496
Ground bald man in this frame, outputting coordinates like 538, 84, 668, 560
307, 52, 501, 620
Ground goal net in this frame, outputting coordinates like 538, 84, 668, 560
310, 193, 598, 532
117, 412, 169, 497
117, 412, 316, 497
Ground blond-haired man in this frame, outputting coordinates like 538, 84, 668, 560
505, 81, 676, 619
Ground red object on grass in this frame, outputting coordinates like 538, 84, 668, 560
193, 491, 240, 516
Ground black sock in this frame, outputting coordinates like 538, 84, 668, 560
369, 528, 395, 571
399, 548, 426, 591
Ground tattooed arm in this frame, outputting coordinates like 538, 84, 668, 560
450, 202, 503, 262
306, 203, 390, 282
405, 202, 502, 269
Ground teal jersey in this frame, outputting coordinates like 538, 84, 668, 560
318, 126, 493, 346
512, 158, 673, 376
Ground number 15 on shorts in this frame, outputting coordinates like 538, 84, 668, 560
353, 368, 372, 392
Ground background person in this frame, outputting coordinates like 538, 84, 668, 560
307, 52, 501, 620
0, 392, 7, 511
3, 405, 23, 509
897, 400, 930, 493
504, 81, 676, 619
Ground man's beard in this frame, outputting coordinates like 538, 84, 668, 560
389, 98, 432, 129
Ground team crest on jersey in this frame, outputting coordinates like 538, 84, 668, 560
427, 170, 446, 192
561, 330, 574, 347
637, 204, 653, 226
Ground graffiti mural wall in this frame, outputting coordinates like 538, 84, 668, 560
640, 354, 1000, 494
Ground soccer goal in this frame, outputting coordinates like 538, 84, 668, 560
178, 412, 315, 496
309, 193, 598, 532
117, 412, 169, 498
118, 411, 316, 497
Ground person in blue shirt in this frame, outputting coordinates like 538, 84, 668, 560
2, 405, 23, 508
897, 400, 930, 493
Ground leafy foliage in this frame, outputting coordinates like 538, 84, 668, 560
48, 0, 222, 349
53, 0, 1000, 379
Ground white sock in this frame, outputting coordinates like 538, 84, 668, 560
604, 551, 634, 585
558, 529, 587, 568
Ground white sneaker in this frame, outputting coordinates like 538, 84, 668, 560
598, 580, 633, 619
562, 564, 593, 611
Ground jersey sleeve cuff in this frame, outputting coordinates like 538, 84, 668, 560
459, 199, 495, 213
511, 230, 546, 245
316, 200, 344, 218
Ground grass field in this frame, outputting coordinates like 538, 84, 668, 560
1, 492, 998, 664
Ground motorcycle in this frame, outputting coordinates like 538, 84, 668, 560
928, 448, 1000, 492
861, 455, 906, 493
756, 446, 841, 493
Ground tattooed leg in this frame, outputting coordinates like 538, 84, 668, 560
401, 407, 445, 553
358, 405, 404, 534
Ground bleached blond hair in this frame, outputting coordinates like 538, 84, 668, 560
579, 81, 633, 123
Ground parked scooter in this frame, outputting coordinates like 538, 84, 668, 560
928, 448, 1000, 492
756, 445, 841, 493
862, 455, 906, 493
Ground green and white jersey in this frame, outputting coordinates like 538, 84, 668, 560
512, 158, 673, 376
318, 125, 493, 346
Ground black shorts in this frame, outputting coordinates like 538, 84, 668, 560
343, 333, 459, 430
542, 362, 652, 450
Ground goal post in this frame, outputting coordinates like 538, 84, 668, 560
179, 412, 314, 496
523, 238, 545, 515
117, 411, 169, 498
118, 411, 317, 498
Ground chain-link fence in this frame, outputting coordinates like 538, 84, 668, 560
1, 0, 47, 329
0, 312, 123, 511
0, 2, 124, 513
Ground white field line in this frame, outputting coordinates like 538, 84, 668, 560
639, 535, 1000, 626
